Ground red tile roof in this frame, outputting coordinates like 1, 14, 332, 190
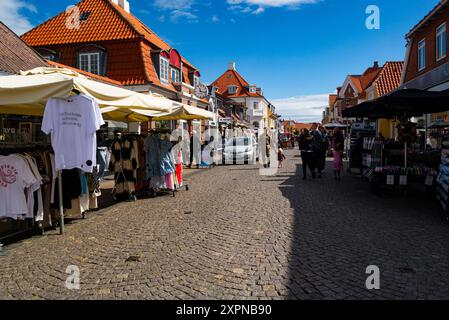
348, 75, 363, 94
360, 68, 381, 90
47, 60, 123, 86
345, 64, 382, 96
294, 123, 313, 131
373, 61, 404, 96
20, 0, 198, 89
0, 21, 48, 74
21, 0, 137, 45
211, 68, 263, 99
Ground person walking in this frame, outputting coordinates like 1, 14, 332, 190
263, 129, 271, 168
331, 127, 345, 180
298, 128, 316, 179
278, 147, 286, 168
310, 123, 324, 178
317, 125, 329, 176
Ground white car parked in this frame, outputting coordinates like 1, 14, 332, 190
222, 136, 258, 164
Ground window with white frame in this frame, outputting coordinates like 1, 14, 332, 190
437, 23, 447, 61
249, 86, 256, 93
418, 39, 426, 71
228, 85, 237, 94
253, 101, 259, 109
193, 75, 200, 87
79, 52, 100, 75
171, 67, 180, 83
160, 56, 169, 83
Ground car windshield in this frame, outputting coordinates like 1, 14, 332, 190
226, 137, 251, 146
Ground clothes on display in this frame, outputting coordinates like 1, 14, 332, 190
51, 168, 101, 219
107, 131, 185, 199
145, 132, 182, 192
0, 154, 40, 220
0, 149, 54, 228
41, 94, 105, 173
108, 134, 139, 199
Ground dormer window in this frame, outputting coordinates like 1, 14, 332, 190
171, 67, 180, 83
194, 75, 200, 87
76, 45, 107, 75
228, 85, 237, 94
79, 52, 100, 75
79, 12, 91, 21
160, 55, 169, 83
249, 86, 256, 93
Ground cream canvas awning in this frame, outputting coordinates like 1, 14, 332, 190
0, 67, 214, 122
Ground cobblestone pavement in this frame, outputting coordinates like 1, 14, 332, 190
1, 149, 449, 299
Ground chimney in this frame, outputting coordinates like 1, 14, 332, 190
374, 61, 379, 68
112, 0, 130, 13
228, 62, 236, 71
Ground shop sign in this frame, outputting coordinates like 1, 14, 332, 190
425, 175, 434, 186
399, 175, 407, 186
219, 118, 231, 124
386, 175, 395, 185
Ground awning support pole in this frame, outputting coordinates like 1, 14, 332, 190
404, 141, 408, 169
58, 170, 65, 235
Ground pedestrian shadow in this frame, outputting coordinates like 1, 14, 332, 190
279, 159, 449, 300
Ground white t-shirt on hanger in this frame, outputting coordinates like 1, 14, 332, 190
42, 94, 104, 173
0, 154, 38, 218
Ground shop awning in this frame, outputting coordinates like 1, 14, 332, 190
324, 123, 348, 129
152, 103, 214, 121
342, 88, 449, 119
0, 67, 213, 122
101, 103, 214, 122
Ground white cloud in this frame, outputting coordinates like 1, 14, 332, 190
170, 10, 198, 23
211, 15, 220, 23
252, 7, 265, 14
270, 94, 329, 122
154, 0, 195, 10
245, 0, 319, 7
154, 0, 199, 23
0, 0, 37, 35
228, 5, 243, 11
227, 0, 319, 14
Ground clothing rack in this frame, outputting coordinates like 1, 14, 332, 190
111, 134, 138, 202
0, 145, 52, 244
55, 89, 83, 234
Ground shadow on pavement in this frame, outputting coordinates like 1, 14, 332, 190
279, 159, 449, 300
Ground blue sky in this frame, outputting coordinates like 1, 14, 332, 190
0, 0, 440, 121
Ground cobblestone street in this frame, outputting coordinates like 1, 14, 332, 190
1, 149, 449, 300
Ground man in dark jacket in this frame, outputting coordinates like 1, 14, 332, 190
298, 129, 316, 179
310, 123, 324, 177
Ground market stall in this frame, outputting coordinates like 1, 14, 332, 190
342, 88, 449, 198
0, 67, 213, 238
